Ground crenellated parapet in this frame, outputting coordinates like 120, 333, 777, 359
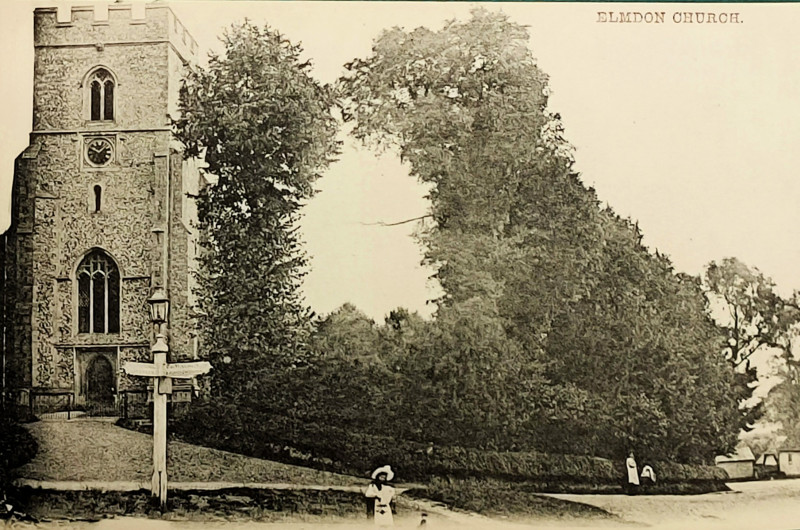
34, 3, 198, 65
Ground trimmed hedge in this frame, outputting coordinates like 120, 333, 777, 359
644, 460, 728, 483
410, 477, 615, 518
173, 403, 617, 482
0, 416, 38, 491
173, 402, 726, 493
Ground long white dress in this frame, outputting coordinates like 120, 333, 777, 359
365, 483, 395, 526
626, 457, 640, 486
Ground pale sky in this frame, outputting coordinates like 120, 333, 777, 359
2, 1, 799, 323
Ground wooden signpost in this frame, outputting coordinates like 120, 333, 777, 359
124, 333, 211, 508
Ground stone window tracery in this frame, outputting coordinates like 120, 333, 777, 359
77, 250, 120, 334
88, 68, 115, 121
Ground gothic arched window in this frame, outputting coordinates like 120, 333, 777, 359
88, 68, 115, 121
77, 250, 120, 334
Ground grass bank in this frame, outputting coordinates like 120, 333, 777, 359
11, 487, 369, 523
10, 484, 615, 524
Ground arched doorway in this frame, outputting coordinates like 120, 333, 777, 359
86, 355, 115, 408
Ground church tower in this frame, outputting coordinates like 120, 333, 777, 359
3, 2, 200, 415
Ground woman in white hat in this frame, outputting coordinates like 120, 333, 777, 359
365, 465, 396, 526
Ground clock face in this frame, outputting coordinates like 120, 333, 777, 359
86, 138, 113, 166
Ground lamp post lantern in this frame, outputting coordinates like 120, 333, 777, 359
148, 287, 169, 328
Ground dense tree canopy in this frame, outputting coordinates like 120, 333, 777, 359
175, 11, 747, 466
338, 9, 742, 462
175, 21, 340, 397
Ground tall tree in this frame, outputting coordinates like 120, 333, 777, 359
704, 258, 797, 368
340, 9, 743, 461
704, 258, 800, 431
339, 9, 604, 347
175, 21, 339, 398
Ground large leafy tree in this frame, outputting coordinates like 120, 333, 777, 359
704, 258, 800, 432
339, 9, 742, 461
704, 258, 798, 369
339, 10, 599, 337
546, 213, 740, 461
175, 22, 339, 398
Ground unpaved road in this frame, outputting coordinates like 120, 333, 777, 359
15, 478, 800, 529
539, 478, 800, 529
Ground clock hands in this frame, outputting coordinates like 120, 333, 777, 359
87, 139, 112, 165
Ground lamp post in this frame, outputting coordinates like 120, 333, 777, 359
125, 287, 210, 509
147, 287, 169, 508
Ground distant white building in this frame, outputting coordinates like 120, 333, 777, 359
778, 449, 800, 477
715, 445, 755, 480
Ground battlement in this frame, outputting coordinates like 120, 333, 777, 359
34, 2, 198, 63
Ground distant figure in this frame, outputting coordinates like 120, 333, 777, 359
365, 465, 396, 526
626, 451, 639, 495
419, 512, 428, 526
640, 464, 656, 487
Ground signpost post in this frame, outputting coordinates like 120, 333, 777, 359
124, 335, 211, 508
125, 288, 211, 509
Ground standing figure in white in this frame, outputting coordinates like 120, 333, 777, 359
365, 465, 396, 526
626, 451, 640, 495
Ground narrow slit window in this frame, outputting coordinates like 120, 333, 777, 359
93, 185, 102, 212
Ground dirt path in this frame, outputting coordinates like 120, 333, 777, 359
18, 480, 800, 529
540, 478, 800, 529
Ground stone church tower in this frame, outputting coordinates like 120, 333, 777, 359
2, 3, 200, 415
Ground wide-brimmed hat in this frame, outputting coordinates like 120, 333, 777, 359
371, 465, 394, 481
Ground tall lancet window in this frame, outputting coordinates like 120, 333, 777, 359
77, 250, 120, 333
89, 68, 115, 121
